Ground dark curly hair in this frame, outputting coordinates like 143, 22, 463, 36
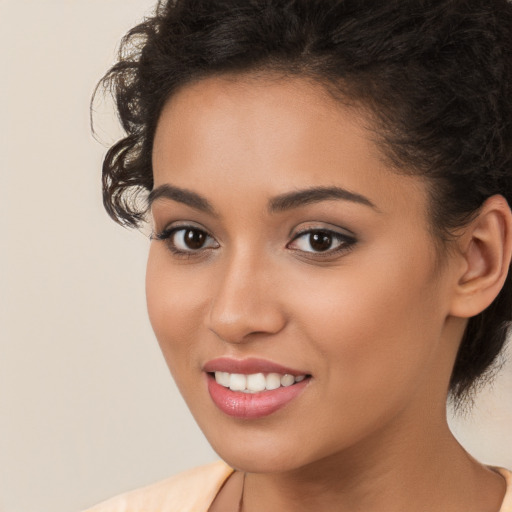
94, 0, 512, 403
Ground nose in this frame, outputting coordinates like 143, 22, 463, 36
206, 250, 287, 344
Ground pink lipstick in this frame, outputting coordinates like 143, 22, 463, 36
203, 357, 310, 419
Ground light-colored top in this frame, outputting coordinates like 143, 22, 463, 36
84, 461, 512, 512
84, 461, 233, 512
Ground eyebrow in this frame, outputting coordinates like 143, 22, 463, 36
147, 184, 217, 215
268, 186, 377, 213
147, 184, 377, 215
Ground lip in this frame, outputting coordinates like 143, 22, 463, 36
203, 357, 307, 376
203, 357, 311, 419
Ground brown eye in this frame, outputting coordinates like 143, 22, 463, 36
171, 227, 219, 252
182, 229, 207, 249
309, 231, 333, 252
288, 228, 356, 256
154, 226, 219, 255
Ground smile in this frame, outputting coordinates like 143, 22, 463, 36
214, 371, 306, 393
203, 358, 311, 419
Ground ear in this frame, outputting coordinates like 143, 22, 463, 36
449, 195, 512, 318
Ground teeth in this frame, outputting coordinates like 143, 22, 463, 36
215, 371, 230, 387
247, 373, 266, 392
229, 373, 247, 391
266, 373, 281, 390
214, 371, 307, 392
281, 374, 295, 387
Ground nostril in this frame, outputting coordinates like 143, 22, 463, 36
207, 299, 287, 344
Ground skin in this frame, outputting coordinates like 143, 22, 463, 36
147, 75, 509, 511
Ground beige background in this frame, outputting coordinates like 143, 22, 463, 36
1, 1, 511, 511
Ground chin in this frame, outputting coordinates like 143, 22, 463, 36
198, 418, 328, 474
213, 444, 306, 474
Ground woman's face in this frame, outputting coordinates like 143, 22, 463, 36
147, 75, 463, 473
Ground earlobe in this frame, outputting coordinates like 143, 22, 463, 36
450, 195, 512, 318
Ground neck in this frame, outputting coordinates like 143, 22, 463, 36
240, 409, 506, 512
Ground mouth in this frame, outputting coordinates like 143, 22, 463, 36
211, 371, 307, 393
203, 358, 311, 419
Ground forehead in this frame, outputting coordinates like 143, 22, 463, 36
151, 74, 429, 223
152, 73, 377, 171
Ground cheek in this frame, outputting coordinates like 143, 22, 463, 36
290, 243, 443, 404
145, 246, 208, 375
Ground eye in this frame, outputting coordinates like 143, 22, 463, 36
288, 229, 356, 255
153, 225, 219, 255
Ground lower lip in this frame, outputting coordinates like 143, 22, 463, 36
206, 374, 310, 419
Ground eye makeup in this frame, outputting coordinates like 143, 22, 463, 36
152, 221, 358, 262
287, 227, 357, 259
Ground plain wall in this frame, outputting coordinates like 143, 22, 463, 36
1, 2, 511, 512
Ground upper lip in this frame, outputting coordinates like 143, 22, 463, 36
203, 357, 308, 376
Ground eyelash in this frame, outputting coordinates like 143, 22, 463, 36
288, 228, 357, 258
152, 225, 357, 260
152, 225, 219, 259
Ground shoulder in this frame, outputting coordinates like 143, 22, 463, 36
83, 460, 234, 512
492, 467, 512, 512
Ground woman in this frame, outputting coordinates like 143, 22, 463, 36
87, 0, 512, 510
